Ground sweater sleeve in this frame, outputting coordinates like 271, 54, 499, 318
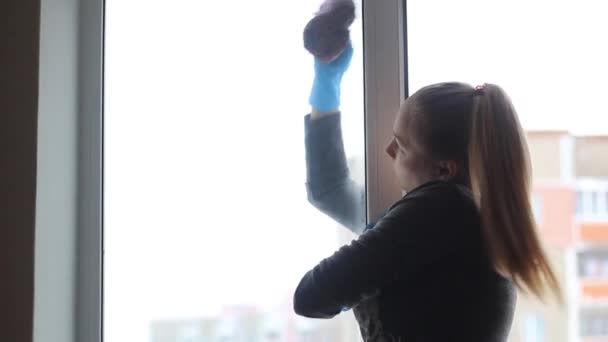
293, 182, 478, 318
304, 112, 366, 234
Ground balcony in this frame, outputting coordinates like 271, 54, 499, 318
583, 280, 608, 299
580, 223, 608, 243
576, 180, 608, 243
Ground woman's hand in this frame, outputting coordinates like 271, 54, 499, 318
309, 42, 354, 114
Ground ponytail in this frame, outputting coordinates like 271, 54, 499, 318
468, 84, 562, 302
408, 82, 562, 302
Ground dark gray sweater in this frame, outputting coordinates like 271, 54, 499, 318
294, 113, 516, 341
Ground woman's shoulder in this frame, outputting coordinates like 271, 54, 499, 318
381, 181, 480, 235
380, 181, 486, 259
391, 180, 476, 211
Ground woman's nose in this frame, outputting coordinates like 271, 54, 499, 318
385, 139, 397, 159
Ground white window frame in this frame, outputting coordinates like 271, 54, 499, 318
363, 0, 407, 217
52, 0, 408, 341
35, 0, 104, 341
76, 0, 105, 341
576, 179, 608, 221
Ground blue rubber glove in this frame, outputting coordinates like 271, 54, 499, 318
309, 42, 354, 113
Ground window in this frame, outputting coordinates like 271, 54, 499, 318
88, 0, 608, 341
591, 191, 599, 214
576, 190, 584, 215
581, 309, 608, 337
578, 251, 608, 279
408, 1, 607, 342
104, 1, 371, 341
576, 186, 608, 219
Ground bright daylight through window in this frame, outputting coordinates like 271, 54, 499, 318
105, 0, 608, 341
104, 1, 365, 341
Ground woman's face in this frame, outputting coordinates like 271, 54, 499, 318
385, 101, 437, 193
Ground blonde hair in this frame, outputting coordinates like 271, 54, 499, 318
407, 82, 562, 302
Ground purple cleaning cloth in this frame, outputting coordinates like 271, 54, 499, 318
303, 0, 355, 62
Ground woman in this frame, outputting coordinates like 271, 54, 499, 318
294, 43, 561, 341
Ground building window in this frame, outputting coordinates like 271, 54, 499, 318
591, 191, 599, 214
576, 190, 584, 215
578, 251, 608, 279
581, 310, 608, 337
575, 186, 608, 219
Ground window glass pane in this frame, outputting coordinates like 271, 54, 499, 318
581, 309, 608, 337
104, 1, 365, 341
408, 1, 608, 341
605, 190, 608, 216
576, 191, 584, 216
591, 191, 599, 215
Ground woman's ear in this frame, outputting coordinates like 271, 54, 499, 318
436, 160, 459, 180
